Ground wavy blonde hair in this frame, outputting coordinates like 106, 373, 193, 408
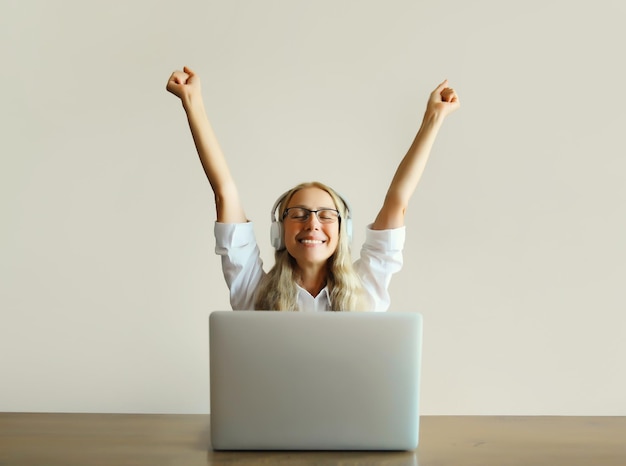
254, 182, 367, 311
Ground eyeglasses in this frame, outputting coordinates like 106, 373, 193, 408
283, 207, 340, 223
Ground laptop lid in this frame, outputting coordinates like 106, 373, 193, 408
209, 311, 423, 450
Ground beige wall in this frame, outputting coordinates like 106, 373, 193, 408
1, 0, 624, 415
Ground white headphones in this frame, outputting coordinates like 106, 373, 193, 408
270, 189, 353, 250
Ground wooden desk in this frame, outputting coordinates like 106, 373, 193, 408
1, 414, 625, 465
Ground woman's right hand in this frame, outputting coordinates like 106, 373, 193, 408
166, 66, 202, 106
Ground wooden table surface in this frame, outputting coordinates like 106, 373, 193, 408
1, 413, 625, 465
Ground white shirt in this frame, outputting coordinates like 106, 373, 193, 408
214, 222, 405, 311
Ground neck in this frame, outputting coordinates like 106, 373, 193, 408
297, 265, 327, 298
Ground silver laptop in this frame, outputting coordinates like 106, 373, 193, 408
209, 311, 423, 450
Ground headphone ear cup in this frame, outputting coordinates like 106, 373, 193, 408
270, 190, 290, 250
345, 218, 353, 244
270, 220, 284, 250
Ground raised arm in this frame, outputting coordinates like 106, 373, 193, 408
372, 80, 460, 230
166, 66, 247, 223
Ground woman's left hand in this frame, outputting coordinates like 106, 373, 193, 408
426, 80, 460, 119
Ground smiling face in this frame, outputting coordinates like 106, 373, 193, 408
282, 187, 340, 269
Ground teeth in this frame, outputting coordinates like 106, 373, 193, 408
300, 239, 323, 244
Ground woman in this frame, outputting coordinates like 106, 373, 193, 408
166, 66, 459, 311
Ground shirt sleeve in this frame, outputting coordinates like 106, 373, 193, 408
353, 224, 406, 312
214, 222, 266, 310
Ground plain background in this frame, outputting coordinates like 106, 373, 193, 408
1, 0, 624, 415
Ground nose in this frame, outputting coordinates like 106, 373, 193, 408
303, 212, 322, 229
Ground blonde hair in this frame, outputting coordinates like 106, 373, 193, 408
254, 182, 367, 311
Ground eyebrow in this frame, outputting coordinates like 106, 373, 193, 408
288, 205, 338, 210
